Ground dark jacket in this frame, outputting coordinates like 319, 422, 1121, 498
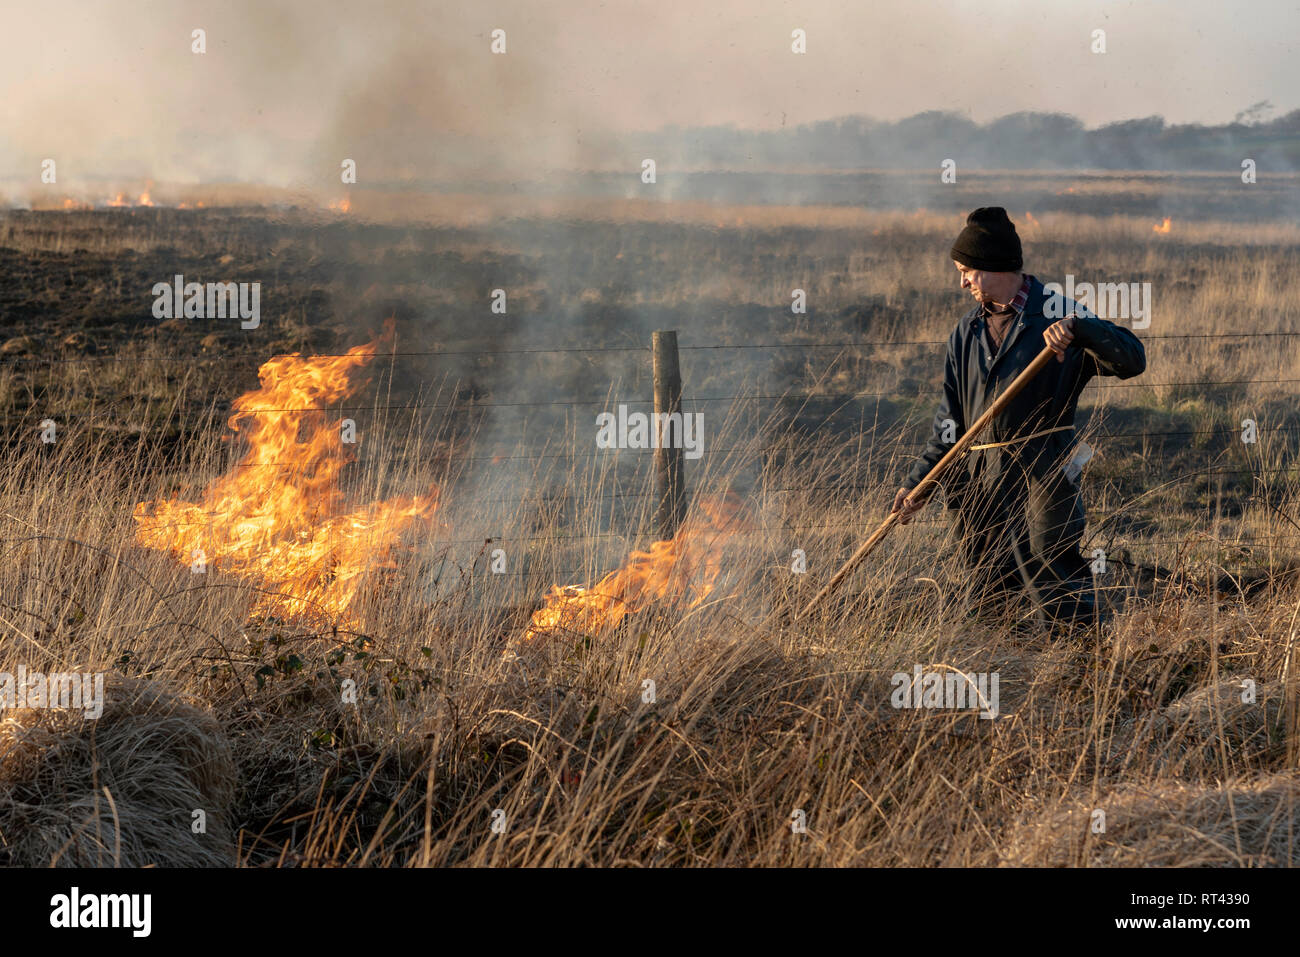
904, 276, 1146, 505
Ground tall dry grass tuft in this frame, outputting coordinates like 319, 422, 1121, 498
0, 675, 236, 866
1004, 776, 1300, 866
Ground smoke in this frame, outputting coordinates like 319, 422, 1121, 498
0, 0, 609, 187
3, 0, 1297, 190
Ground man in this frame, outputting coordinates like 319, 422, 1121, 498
891, 207, 1145, 628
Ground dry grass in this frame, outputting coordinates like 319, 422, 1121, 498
0, 201, 1298, 866
0, 413, 1296, 866
0, 675, 236, 866
1004, 777, 1300, 867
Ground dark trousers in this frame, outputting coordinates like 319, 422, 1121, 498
947, 467, 1096, 624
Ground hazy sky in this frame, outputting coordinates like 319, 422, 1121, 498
3, 0, 1296, 184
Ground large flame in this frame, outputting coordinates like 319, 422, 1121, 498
519, 496, 741, 645
133, 321, 438, 623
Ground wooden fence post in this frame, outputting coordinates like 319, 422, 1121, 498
652, 330, 686, 541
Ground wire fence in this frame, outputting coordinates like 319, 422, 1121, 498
5, 330, 1298, 562
7, 377, 1300, 419
3, 326, 1298, 365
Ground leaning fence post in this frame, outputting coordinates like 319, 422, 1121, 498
652, 330, 686, 541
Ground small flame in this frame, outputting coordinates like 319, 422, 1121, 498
328, 197, 352, 214
1152, 217, 1172, 234
1024, 211, 1041, 228
519, 497, 741, 645
133, 320, 438, 623
61, 197, 91, 211
103, 186, 155, 209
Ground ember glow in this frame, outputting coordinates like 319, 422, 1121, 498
520, 496, 741, 644
133, 321, 438, 623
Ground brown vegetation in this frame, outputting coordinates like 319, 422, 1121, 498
0, 188, 1298, 865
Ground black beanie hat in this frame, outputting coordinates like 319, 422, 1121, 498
950, 206, 1023, 272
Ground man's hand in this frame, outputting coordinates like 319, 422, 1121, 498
1044, 316, 1077, 362
891, 486, 927, 525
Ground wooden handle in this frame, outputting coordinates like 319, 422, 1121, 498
796, 344, 1058, 620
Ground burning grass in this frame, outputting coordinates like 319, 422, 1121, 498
131, 320, 439, 624
519, 495, 744, 646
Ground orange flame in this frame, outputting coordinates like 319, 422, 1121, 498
1152, 217, 1172, 234
519, 496, 741, 645
1024, 211, 1040, 228
327, 197, 352, 214
133, 320, 438, 623
99, 182, 157, 208
104, 188, 154, 208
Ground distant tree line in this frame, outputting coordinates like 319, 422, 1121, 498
641, 104, 1300, 172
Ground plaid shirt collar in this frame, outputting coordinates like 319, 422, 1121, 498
981, 273, 1033, 320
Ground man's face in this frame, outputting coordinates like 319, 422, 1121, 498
954, 261, 994, 302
